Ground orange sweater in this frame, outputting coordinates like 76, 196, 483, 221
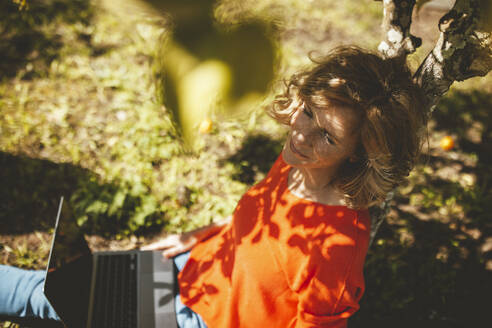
178, 154, 371, 328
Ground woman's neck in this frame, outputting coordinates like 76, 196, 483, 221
287, 168, 346, 206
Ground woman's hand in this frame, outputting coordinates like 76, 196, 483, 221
141, 215, 232, 258
141, 231, 198, 258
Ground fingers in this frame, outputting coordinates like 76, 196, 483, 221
161, 247, 183, 259
140, 241, 164, 251
141, 237, 175, 251
141, 234, 192, 258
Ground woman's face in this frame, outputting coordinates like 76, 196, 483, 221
282, 100, 360, 177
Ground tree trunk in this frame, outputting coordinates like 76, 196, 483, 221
369, 0, 492, 246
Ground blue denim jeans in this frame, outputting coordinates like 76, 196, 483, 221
0, 265, 60, 321
0, 253, 207, 328
173, 251, 208, 328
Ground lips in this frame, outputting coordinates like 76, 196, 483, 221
289, 138, 309, 159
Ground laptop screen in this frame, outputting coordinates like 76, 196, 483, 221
43, 197, 93, 328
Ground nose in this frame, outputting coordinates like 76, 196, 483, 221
290, 105, 314, 142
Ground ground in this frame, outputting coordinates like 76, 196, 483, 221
1, 0, 491, 327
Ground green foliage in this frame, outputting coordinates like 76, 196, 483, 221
3, 243, 37, 268
0, 0, 93, 78
71, 178, 162, 236
0, 0, 268, 237
11, 0, 28, 10
226, 134, 283, 184
1, 232, 50, 269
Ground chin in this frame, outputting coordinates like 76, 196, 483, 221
281, 146, 294, 164
282, 146, 306, 167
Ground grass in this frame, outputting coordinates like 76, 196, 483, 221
1, 0, 491, 327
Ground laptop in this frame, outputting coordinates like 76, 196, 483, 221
42, 197, 178, 328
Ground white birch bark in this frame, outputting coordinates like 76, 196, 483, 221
370, 0, 492, 246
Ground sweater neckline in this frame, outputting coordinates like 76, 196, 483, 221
277, 153, 354, 210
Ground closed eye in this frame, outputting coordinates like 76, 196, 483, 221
303, 104, 314, 118
304, 103, 338, 145
323, 130, 336, 145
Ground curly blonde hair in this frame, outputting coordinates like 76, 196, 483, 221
269, 46, 427, 208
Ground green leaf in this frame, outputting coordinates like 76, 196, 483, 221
85, 200, 109, 214
108, 189, 127, 216
130, 211, 147, 227
77, 215, 88, 226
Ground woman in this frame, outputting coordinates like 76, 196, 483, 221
0, 46, 426, 327
143, 46, 427, 327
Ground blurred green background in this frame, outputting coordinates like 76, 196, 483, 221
1, 0, 491, 327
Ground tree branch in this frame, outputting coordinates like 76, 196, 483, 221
370, 0, 491, 246
415, 0, 492, 110
368, 191, 393, 247
377, 0, 422, 60
370, 0, 423, 246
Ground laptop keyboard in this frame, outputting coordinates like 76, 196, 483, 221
91, 253, 138, 328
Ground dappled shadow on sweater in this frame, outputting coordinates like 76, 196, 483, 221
178, 155, 368, 328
